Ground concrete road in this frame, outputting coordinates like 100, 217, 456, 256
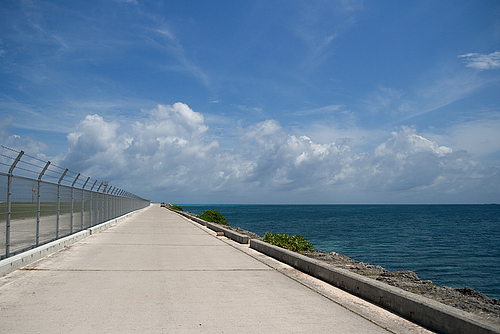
0, 204, 436, 333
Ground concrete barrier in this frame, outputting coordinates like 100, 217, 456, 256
0, 230, 90, 277
168, 209, 249, 244
250, 239, 500, 334
0, 206, 150, 277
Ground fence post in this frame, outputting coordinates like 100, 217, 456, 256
70, 173, 80, 233
56, 169, 68, 239
97, 182, 103, 224
82, 177, 90, 230
114, 188, 119, 218
104, 185, 109, 222
110, 187, 116, 219
119, 190, 124, 216
89, 181, 95, 226
6, 150, 24, 258
89, 180, 96, 226
36, 161, 50, 246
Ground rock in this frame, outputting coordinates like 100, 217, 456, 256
302, 250, 500, 325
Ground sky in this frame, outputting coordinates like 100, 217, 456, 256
1, 0, 500, 204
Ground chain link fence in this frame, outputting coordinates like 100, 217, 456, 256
0, 145, 150, 259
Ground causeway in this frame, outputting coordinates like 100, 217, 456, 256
0, 204, 436, 333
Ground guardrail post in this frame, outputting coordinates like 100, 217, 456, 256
6, 150, 24, 258
36, 161, 50, 246
56, 169, 68, 239
70, 173, 80, 233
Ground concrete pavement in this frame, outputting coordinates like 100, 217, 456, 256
0, 204, 436, 333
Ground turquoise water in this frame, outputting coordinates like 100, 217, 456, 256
181, 204, 500, 300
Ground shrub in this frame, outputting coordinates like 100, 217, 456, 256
198, 209, 228, 225
262, 232, 314, 252
170, 205, 183, 211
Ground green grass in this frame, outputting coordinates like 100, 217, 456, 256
197, 209, 228, 225
0, 202, 83, 220
262, 232, 314, 252
170, 205, 183, 211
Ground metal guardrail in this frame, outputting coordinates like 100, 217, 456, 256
0, 145, 150, 259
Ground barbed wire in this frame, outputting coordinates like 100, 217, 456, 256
0, 144, 19, 153
0, 145, 146, 200
0, 161, 11, 168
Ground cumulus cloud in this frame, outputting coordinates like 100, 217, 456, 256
65, 114, 121, 171
242, 120, 353, 190
61, 103, 499, 203
63, 103, 245, 195
459, 51, 500, 70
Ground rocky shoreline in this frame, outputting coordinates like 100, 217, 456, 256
303, 250, 500, 326
223, 225, 500, 326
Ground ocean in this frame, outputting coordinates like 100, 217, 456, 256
181, 204, 500, 300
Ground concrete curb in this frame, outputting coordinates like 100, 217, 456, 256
0, 230, 90, 277
168, 209, 250, 244
0, 206, 150, 277
250, 239, 500, 334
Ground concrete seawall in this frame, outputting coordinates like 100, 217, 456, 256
249, 239, 500, 334
169, 208, 500, 334
169, 208, 250, 244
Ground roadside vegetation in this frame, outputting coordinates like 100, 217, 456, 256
197, 209, 228, 225
170, 205, 183, 211
262, 232, 314, 252
0, 202, 75, 220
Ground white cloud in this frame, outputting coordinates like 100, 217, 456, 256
59, 103, 499, 203
241, 120, 353, 190
114, 0, 138, 4
0, 116, 49, 159
459, 51, 500, 70
375, 126, 452, 158
397, 70, 489, 124
423, 115, 500, 160
369, 126, 459, 191
152, 26, 211, 86
156, 28, 175, 41
294, 104, 345, 116
62, 103, 245, 195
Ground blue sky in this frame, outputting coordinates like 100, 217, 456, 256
1, 0, 499, 204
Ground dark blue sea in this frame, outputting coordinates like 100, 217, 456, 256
181, 204, 500, 300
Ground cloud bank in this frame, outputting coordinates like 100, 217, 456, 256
57, 103, 498, 204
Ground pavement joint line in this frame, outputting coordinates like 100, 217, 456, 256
2, 206, 437, 334
208, 234, 426, 334
19, 268, 274, 272
78, 243, 227, 246
175, 216, 400, 332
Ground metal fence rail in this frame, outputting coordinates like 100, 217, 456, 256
0, 145, 150, 259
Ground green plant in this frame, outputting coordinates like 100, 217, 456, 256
170, 205, 183, 211
262, 232, 314, 252
197, 209, 228, 225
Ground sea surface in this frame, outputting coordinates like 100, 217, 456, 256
181, 204, 500, 300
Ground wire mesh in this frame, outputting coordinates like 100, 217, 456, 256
0, 145, 149, 259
